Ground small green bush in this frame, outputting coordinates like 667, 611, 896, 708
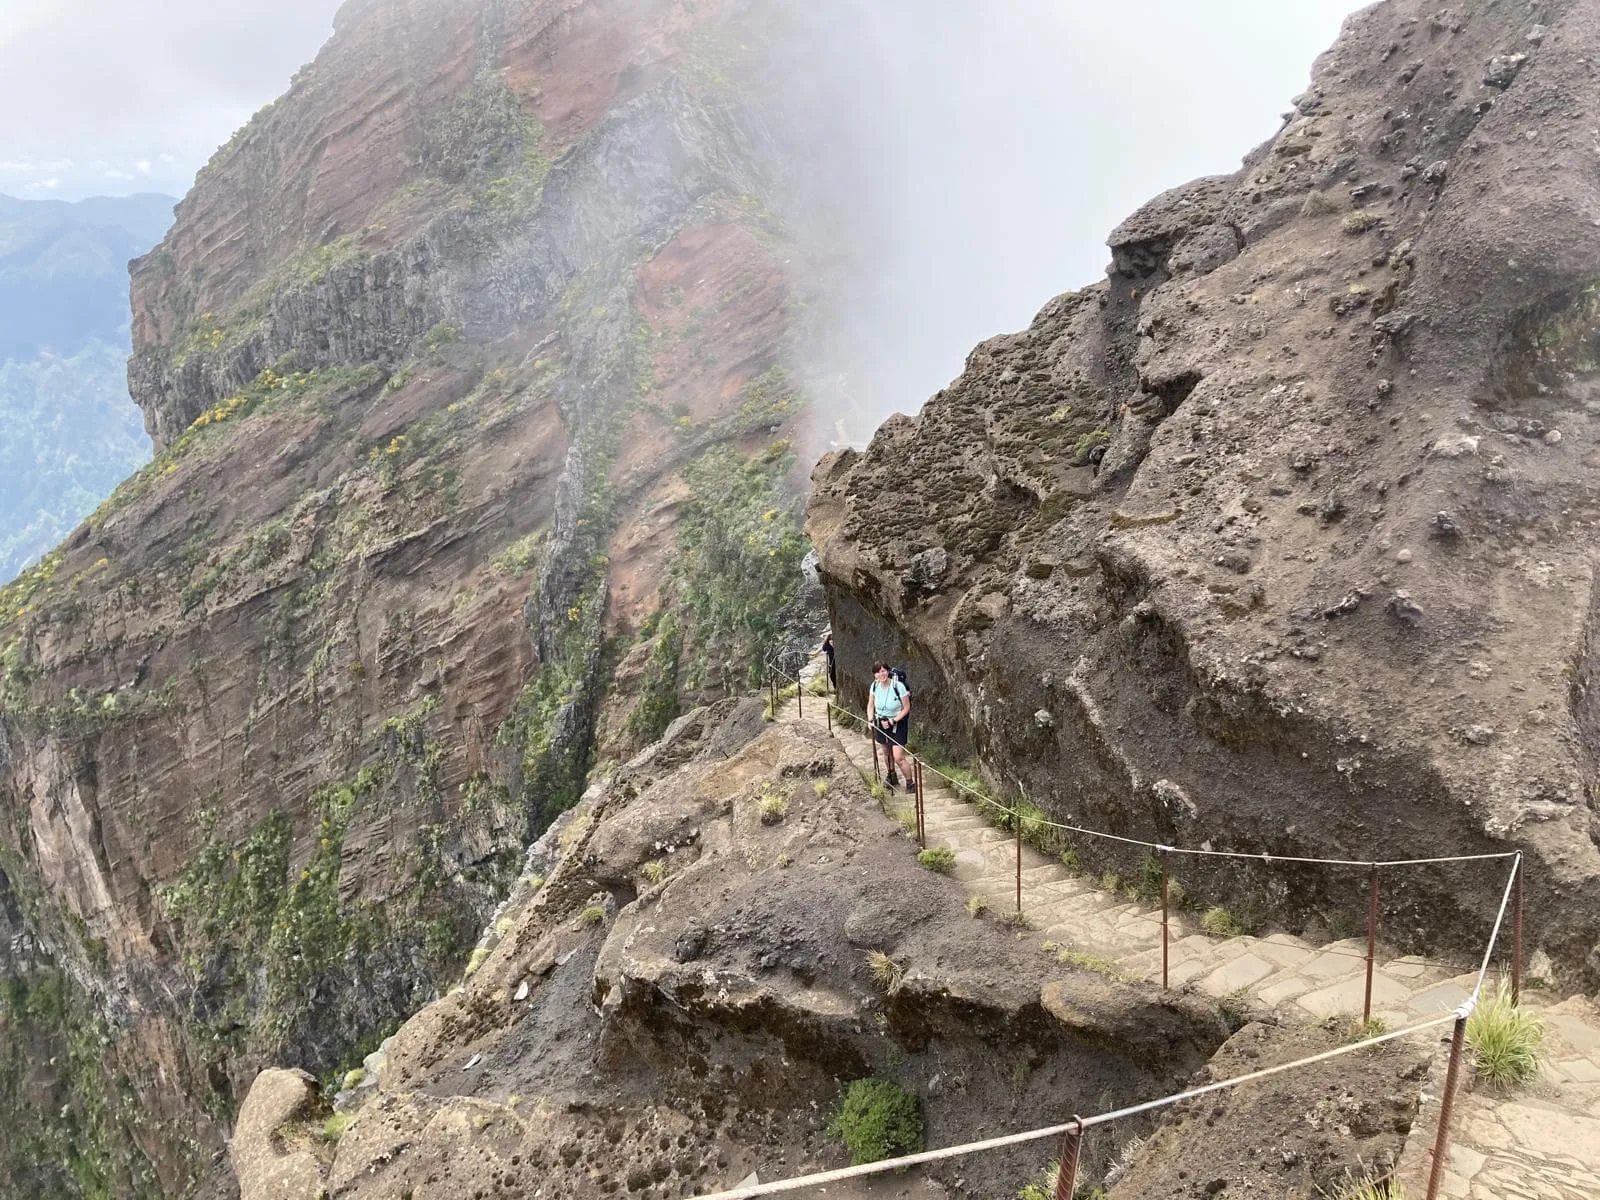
918, 846, 956, 874
1343, 209, 1381, 234
967, 894, 989, 917
759, 794, 788, 824
1200, 906, 1246, 937
642, 860, 666, 885
323, 1111, 354, 1141
1467, 981, 1545, 1087
580, 905, 606, 927
827, 1078, 923, 1166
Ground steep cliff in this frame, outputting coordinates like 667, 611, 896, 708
812, 0, 1600, 982
0, 0, 819, 1192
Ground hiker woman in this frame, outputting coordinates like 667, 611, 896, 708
821, 633, 837, 692
869, 661, 911, 790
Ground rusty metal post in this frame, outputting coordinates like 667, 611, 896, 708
872, 732, 880, 783
1425, 1013, 1469, 1200
1512, 854, 1524, 1006
1364, 865, 1380, 1025
1053, 1118, 1082, 1200
1015, 808, 1023, 917
826, 695, 832, 734
796, 675, 802, 720
1160, 850, 1170, 992
915, 758, 925, 848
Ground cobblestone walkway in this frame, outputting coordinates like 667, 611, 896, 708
775, 664, 1600, 1200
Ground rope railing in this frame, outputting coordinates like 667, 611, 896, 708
756, 656, 1528, 1200
767, 661, 1516, 870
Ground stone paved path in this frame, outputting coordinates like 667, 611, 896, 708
775, 660, 1600, 1200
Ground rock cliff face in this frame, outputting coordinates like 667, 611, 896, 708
811, 0, 1600, 982
0, 0, 819, 1192
229, 708, 1228, 1199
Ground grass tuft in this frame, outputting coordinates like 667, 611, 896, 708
759, 794, 788, 824
641, 859, 667, 885
1200, 906, 1246, 938
579, 904, 606, 927
1467, 980, 1545, 1087
917, 846, 956, 874
864, 949, 904, 993
1322, 1165, 1406, 1200
966, 894, 989, 918
1016, 1160, 1060, 1200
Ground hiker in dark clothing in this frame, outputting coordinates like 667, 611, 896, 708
821, 634, 837, 692
869, 661, 911, 790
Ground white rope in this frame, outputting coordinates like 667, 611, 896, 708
693, 1013, 1457, 1199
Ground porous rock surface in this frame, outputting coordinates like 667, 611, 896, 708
234, 711, 1226, 1199
811, 0, 1600, 980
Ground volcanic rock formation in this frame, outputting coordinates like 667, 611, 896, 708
811, 0, 1600, 982
0, 0, 819, 1191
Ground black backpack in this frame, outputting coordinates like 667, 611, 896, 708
889, 666, 909, 691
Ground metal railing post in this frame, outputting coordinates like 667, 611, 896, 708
915, 758, 925, 848
797, 677, 802, 720
872, 733, 880, 784
1160, 850, 1170, 991
826, 697, 832, 734
1425, 1013, 1469, 1200
1052, 1118, 1082, 1200
1015, 808, 1023, 917
1364, 865, 1379, 1024
1512, 854, 1524, 1006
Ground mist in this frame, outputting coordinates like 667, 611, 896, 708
757, 0, 1366, 443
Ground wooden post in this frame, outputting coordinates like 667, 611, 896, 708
1512, 854, 1524, 1006
1160, 850, 1170, 991
1425, 1014, 1469, 1200
1364, 865, 1380, 1025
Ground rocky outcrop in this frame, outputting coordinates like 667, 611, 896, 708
811, 0, 1600, 982
0, 0, 820, 1191
233, 712, 1227, 1199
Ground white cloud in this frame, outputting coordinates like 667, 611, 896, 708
134, 159, 151, 174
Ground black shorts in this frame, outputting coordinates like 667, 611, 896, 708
873, 716, 908, 748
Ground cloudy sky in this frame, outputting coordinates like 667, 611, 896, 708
0, 0, 341, 199
0, 0, 1368, 205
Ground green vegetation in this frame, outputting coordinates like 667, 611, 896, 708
1071, 428, 1111, 465
418, 78, 551, 222
1017, 1160, 1062, 1200
580, 905, 606, 927
967, 893, 989, 917
827, 1079, 923, 1167
323, 1112, 355, 1142
1200, 906, 1247, 938
1342, 210, 1381, 234
627, 611, 682, 744
1467, 982, 1545, 1087
0, 967, 183, 1197
759, 793, 788, 825
917, 846, 956, 874
1058, 946, 1130, 981
673, 441, 808, 688
642, 860, 667, 885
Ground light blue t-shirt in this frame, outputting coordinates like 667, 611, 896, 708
870, 679, 908, 720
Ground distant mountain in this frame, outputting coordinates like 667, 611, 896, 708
0, 192, 174, 580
